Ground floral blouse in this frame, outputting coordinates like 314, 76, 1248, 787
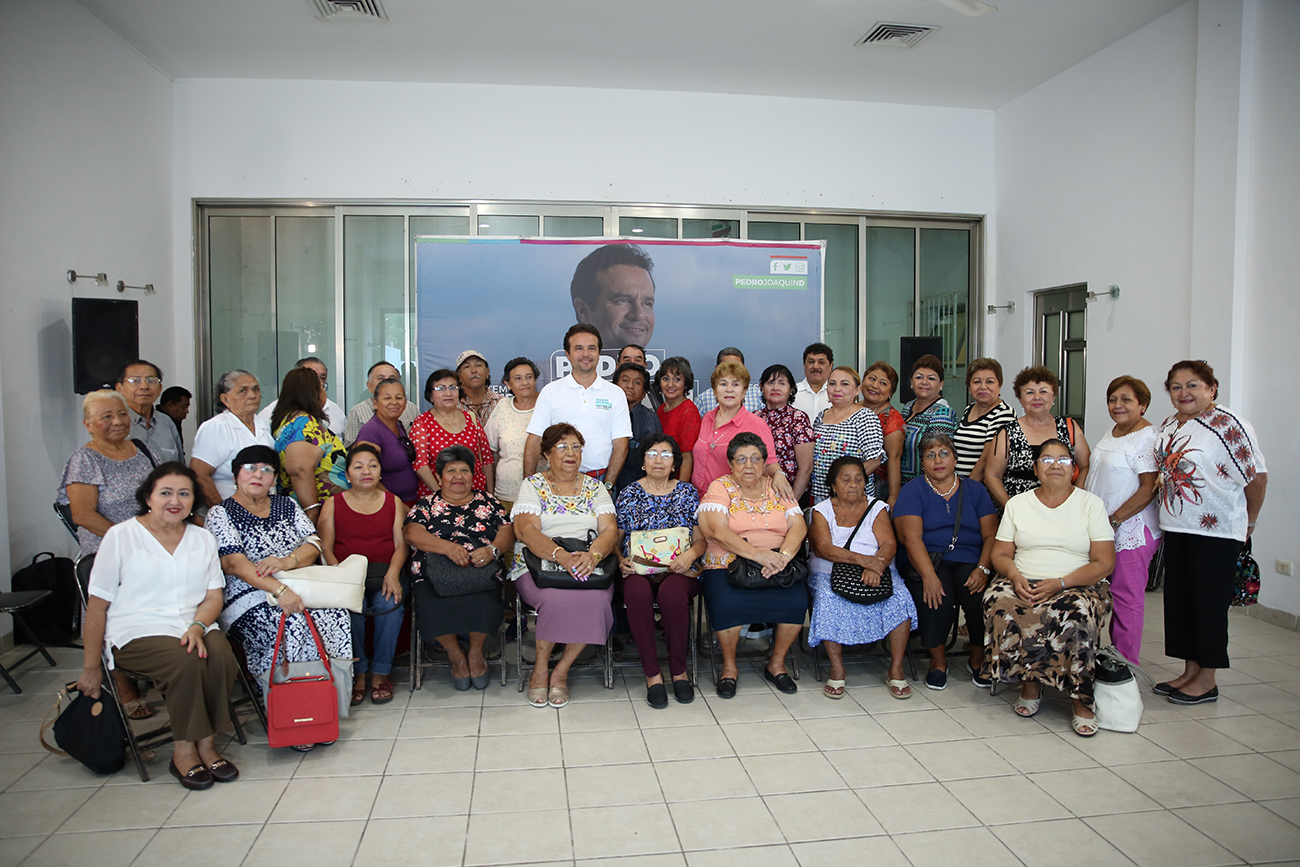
507, 473, 615, 580
1156, 406, 1266, 542
615, 480, 700, 557
697, 476, 800, 569
274, 413, 349, 502
404, 490, 510, 583
756, 404, 815, 481
900, 399, 959, 483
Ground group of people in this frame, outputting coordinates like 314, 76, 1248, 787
53, 329, 1266, 787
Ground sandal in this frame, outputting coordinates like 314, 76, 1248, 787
548, 685, 570, 709
370, 680, 394, 704
1071, 713, 1099, 737
123, 698, 155, 720
887, 679, 912, 700
527, 686, 549, 708
351, 682, 367, 707
823, 679, 846, 700
1015, 697, 1041, 717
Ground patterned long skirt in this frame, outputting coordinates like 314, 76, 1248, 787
982, 576, 1110, 702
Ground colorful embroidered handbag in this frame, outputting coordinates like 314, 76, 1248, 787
627, 527, 693, 576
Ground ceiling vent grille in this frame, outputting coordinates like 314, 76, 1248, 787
311, 0, 388, 21
855, 22, 936, 49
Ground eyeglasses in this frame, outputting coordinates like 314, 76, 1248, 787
731, 455, 764, 465
239, 464, 276, 475
552, 442, 583, 453
398, 434, 417, 462
1037, 455, 1074, 467
124, 376, 161, 386
644, 449, 674, 460
923, 450, 953, 461
430, 385, 459, 393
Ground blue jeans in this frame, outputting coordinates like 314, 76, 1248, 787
350, 579, 407, 676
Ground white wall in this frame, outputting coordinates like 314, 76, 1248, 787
0, 0, 175, 589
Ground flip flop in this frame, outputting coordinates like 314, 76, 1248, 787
351, 683, 367, 707
887, 678, 912, 699
823, 678, 846, 700
527, 686, 548, 708
370, 680, 394, 704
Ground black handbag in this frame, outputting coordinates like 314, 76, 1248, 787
39, 682, 127, 775
421, 553, 500, 598
829, 500, 893, 605
726, 544, 808, 590
524, 531, 617, 590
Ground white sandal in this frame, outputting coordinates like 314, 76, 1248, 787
887, 678, 912, 699
823, 679, 846, 699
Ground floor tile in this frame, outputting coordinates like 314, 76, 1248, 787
202, 741, 304, 779
945, 702, 1055, 738
721, 720, 815, 756
669, 796, 784, 851
1027, 766, 1161, 816
352, 816, 468, 867
685, 844, 798, 867
854, 782, 980, 834
292, 737, 394, 777
59, 781, 186, 831
789, 835, 911, 867
846, 684, 937, 714
656, 757, 757, 802
740, 751, 847, 795
1202, 714, 1300, 752
984, 732, 1097, 773
904, 739, 1019, 781
1175, 802, 1300, 865
562, 728, 651, 766
894, 826, 1021, 867
0, 836, 43, 866
1, 753, 87, 793
387, 735, 477, 774
571, 802, 679, 859
641, 725, 735, 763
795, 714, 895, 751
463, 807, 573, 865
475, 732, 563, 771
945, 773, 1072, 824
1112, 760, 1250, 808
991, 818, 1134, 867
242, 820, 366, 867
763, 789, 883, 841
1223, 684, 1300, 715
339, 708, 404, 739
479, 703, 562, 736
558, 700, 640, 734
1080, 810, 1241, 867
1055, 727, 1176, 766
0, 784, 95, 835
1264, 749, 1300, 773
470, 767, 567, 813
833, 745, 933, 788
583, 856, 685, 867
136, 824, 263, 867
397, 706, 482, 738
268, 774, 381, 822
703, 693, 794, 725
369, 771, 473, 818
566, 761, 664, 808
1190, 753, 1300, 800
876, 708, 979, 745
1261, 796, 1300, 827
633, 694, 719, 728
164, 778, 289, 826
18, 829, 154, 867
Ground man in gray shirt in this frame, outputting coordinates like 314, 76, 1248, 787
115, 359, 183, 463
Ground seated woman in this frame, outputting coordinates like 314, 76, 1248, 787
205, 445, 353, 752
615, 433, 708, 708
697, 433, 807, 698
511, 424, 619, 709
353, 377, 421, 507
77, 463, 240, 790
271, 368, 349, 525
894, 433, 999, 690
404, 445, 513, 692
986, 439, 1115, 736
808, 456, 916, 699
318, 443, 409, 705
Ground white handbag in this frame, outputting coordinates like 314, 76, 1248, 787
266, 553, 367, 613
1093, 647, 1152, 733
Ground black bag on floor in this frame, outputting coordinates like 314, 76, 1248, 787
12, 552, 80, 646
39, 683, 128, 775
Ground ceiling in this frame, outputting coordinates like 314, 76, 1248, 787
76, 0, 1187, 110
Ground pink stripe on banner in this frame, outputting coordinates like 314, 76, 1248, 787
519, 238, 822, 249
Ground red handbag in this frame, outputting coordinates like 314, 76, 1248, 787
265, 610, 340, 749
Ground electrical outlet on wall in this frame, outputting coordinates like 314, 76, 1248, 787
1276, 560, 1294, 577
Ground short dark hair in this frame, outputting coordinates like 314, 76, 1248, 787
423, 368, 458, 403
726, 431, 767, 463
911, 354, 944, 379
346, 442, 382, 466
564, 323, 603, 353
159, 386, 191, 405
135, 462, 202, 524
803, 343, 833, 364
919, 431, 957, 455
295, 356, 326, 371
540, 423, 584, 455
640, 433, 683, 476
966, 357, 1004, 389
230, 444, 279, 479
570, 243, 654, 310
759, 364, 796, 407
271, 368, 325, 433
655, 356, 694, 394
1164, 360, 1218, 396
1013, 365, 1060, 397
716, 347, 745, 365
116, 359, 163, 384
435, 444, 476, 476
1036, 438, 1072, 463
614, 361, 650, 392
619, 343, 646, 361
501, 357, 540, 388
863, 361, 899, 396
367, 360, 399, 377
1107, 375, 1152, 408
826, 455, 867, 497
373, 377, 405, 401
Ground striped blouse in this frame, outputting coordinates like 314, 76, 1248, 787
953, 400, 1016, 478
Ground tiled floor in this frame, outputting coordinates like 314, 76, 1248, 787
3, 603, 1300, 867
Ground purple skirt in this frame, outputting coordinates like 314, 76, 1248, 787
515, 570, 615, 645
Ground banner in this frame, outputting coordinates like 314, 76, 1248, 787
414, 237, 825, 402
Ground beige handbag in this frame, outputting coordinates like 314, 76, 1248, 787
628, 527, 694, 576
266, 553, 367, 613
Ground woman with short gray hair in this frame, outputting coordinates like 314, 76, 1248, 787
192, 370, 273, 506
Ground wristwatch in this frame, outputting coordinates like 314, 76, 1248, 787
488, 544, 500, 558
1109, 517, 1121, 530
976, 565, 991, 577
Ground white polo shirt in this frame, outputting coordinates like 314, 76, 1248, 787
526, 374, 632, 474
792, 379, 831, 422
191, 410, 275, 500
257, 398, 345, 437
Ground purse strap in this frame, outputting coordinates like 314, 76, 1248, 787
842, 499, 875, 550
38, 686, 73, 758
942, 481, 965, 555
268, 609, 335, 687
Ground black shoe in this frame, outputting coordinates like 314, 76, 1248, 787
764, 667, 797, 694
1153, 681, 1175, 696
1167, 686, 1219, 705
969, 664, 992, 688
716, 677, 737, 699
673, 679, 695, 704
170, 761, 214, 791
646, 683, 668, 709
925, 669, 948, 691
206, 758, 240, 783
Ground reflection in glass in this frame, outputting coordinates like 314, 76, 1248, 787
477, 215, 538, 236
544, 216, 604, 238
1066, 349, 1085, 420
209, 216, 276, 413
1043, 313, 1062, 416
863, 227, 915, 386
619, 216, 677, 238
748, 221, 800, 241
275, 216, 336, 402
343, 215, 404, 410
683, 219, 738, 239
919, 228, 970, 399
805, 224, 858, 371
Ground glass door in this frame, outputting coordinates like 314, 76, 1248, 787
1034, 284, 1088, 424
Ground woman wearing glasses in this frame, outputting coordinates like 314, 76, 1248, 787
985, 439, 1115, 736
410, 368, 495, 499
354, 377, 421, 506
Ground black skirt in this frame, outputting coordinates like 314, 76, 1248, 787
412, 580, 504, 637
701, 568, 808, 632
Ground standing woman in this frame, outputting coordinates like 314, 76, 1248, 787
354, 377, 421, 506
1154, 360, 1267, 705
985, 366, 1090, 510
484, 357, 544, 512
756, 364, 816, 503
953, 358, 1016, 481
899, 355, 958, 486
272, 368, 349, 525
410, 368, 495, 499
810, 366, 884, 504
192, 370, 273, 507
859, 362, 905, 507
1085, 376, 1161, 665
655, 356, 701, 483
691, 361, 792, 500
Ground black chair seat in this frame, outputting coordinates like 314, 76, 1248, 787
0, 590, 53, 614
0, 590, 58, 694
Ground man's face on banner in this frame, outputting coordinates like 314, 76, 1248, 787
575, 264, 655, 349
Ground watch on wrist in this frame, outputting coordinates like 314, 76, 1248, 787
1109, 517, 1121, 530
977, 565, 991, 576
489, 544, 500, 558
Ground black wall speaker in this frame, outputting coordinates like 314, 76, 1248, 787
72, 298, 139, 394
899, 336, 944, 404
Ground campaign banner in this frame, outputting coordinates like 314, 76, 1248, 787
414, 237, 825, 404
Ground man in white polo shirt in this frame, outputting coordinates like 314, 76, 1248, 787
792, 342, 834, 421
523, 324, 631, 489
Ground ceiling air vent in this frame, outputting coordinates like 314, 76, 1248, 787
310, 0, 388, 21
855, 22, 936, 49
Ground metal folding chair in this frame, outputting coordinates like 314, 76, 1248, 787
515, 600, 615, 692
607, 593, 699, 687
409, 586, 506, 691
0, 591, 58, 693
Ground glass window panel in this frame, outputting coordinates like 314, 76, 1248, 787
343, 215, 405, 412
544, 216, 604, 237
619, 216, 677, 238
804, 223, 858, 372
477, 215, 538, 236
209, 215, 276, 413
1067, 310, 1086, 340
1065, 349, 1085, 419
747, 221, 801, 241
1042, 313, 1062, 415
411, 215, 472, 238
275, 216, 336, 403
863, 226, 915, 386
410, 216, 473, 396
683, 219, 738, 239
918, 228, 970, 400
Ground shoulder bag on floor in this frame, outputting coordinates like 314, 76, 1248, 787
524, 530, 617, 590
1092, 647, 1155, 733
265, 610, 341, 749
830, 500, 892, 605
39, 682, 127, 775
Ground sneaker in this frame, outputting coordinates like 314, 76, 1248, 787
969, 664, 992, 688
925, 669, 948, 690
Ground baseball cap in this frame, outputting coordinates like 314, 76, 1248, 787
455, 350, 487, 369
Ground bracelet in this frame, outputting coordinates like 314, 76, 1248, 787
189, 620, 206, 632
551, 546, 563, 562
303, 502, 322, 512
272, 584, 289, 599
1248, 521, 1258, 528
288, 552, 298, 568
778, 550, 793, 560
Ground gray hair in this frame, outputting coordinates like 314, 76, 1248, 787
294, 357, 326, 371
919, 431, 957, 455
83, 389, 128, 420
215, 369, 256, 398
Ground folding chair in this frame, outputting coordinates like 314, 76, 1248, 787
53, 502, 79, 541
607, 593, 699, 687
409, 586, 507, 691
703, 605, 800, 688
515, 600, 615, 692
0, 590, 58, 693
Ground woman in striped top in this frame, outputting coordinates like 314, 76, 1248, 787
953, 358, 1016, 480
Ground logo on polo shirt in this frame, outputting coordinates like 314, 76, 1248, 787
595, 398, 613, 410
